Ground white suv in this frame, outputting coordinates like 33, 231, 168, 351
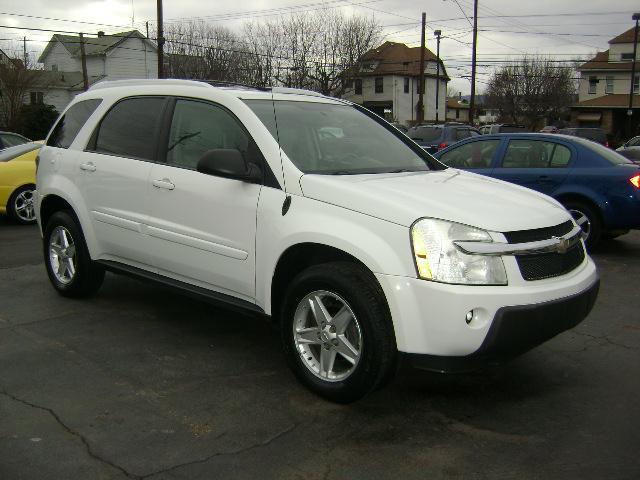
36, 80, 599, 402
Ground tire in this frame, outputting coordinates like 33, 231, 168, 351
7, 185, 37, 224
280, 262, 397, 403
43, 210, 105, 297
563, 200, 602, 251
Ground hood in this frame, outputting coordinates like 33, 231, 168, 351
299, 169, 570, 232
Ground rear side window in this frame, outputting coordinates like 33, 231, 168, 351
1, 133, 29, 147
454, 128, 472, 141
502, 140, 571, 168
93, 97, 165, 161
47, 99, 102, 148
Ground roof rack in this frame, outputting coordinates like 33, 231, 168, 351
202, 80, 270, 91
270, 86, 326, 98
89, 78, 212, 91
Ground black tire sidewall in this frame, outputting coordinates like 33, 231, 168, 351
7, 185, 36, 225
281, 263, 395, 403
43, 210, 103, 296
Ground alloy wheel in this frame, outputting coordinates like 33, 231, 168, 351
293, 290, 362, 382
14, 189, 36, 222
49, 226, 77, 284
569, 208, 591, 240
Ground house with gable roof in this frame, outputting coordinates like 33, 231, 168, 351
27, 30, 157, 112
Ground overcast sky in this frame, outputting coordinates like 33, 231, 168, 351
1, 0, 638, 94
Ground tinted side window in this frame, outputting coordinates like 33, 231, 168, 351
454, 129, 471, 141
439, 140, 500, 169
502, 140, 563, 168
47, 99, 102, 149
1, 134, 28, 147
94, 97, 165, 161
166, 99, 252, 170
549, 144, 571, 167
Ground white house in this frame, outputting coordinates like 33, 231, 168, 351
572, 26, 639, 139
341, 42, 449, 125
32, 30, 157, 112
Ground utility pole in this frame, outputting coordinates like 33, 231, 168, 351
434, 30, 442, 124
79, 32, 89, 91
469, 0, 479, 126
157, 0, 165, 79
23, 36, 27, 66
417, 12, 426, 123
146, 21, 149, 39
628, 13, 640, 136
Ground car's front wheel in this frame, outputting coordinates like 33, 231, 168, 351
43, 211, 105, 297
281, 262, 396, 403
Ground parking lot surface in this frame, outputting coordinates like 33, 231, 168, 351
1, 218, 639, 479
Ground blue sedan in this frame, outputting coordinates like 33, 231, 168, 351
434, 133, 640, 249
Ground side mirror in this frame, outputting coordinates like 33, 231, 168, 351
196, 149, 261, 183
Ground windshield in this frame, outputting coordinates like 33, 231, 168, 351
244, 100, 432, 174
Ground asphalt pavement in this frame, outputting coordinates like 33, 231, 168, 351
1, 216, 639, 479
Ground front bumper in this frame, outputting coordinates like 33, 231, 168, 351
376, 254, 599, 358
406, 278, 599, 373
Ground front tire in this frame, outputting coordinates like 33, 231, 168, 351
281, 262, 396, 403
43, 210, 104, 297
7, 185, 36, 224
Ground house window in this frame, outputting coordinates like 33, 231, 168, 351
403, 77, 409, 94
30, 92, 44, 105
635, 75, 639, 94
345, 78, 353, 89
455, 109, 460, 119
605, 76, 614, 94
375, 77, 383, 93
588, 76, 597, 94
51, 64, 58, 72
355, 78, 362, 95
621, 52, 634, 61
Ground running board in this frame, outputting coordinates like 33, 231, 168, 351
97, 260, 266, 316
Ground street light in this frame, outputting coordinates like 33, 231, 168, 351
434, 30, 442, 124
628, 13, 640, 134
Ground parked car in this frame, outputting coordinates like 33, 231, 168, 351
481, 124, 527, 134
407, 123, 480, 153
558, 127, 609, 147
0, 131, 31, 150
0, 142, 41, 224
435, 133, 640, 249
540, 126, 559, 134
616, 135, 640, 163
36, 80, 599, 402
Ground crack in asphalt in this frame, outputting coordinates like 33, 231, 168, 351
571, 329, 637, 351
0, 388, 139, 479
140, 422, 300, 479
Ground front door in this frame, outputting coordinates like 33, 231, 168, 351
145, 98, 262, 301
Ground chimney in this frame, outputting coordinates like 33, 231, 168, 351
97, 31, 105, 37
458, 91, 462, 99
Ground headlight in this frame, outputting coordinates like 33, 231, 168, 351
411, 218, 507, 285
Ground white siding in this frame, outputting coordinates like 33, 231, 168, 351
86, 56, 106, 77
42, 41, 80, 72
105, 37, 157, 80
609, 43, 639, 62
25, 87, 72, 113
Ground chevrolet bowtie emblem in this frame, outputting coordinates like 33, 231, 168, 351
553, 236, 571, 254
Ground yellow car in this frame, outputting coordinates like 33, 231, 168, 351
0, 142, 41, 224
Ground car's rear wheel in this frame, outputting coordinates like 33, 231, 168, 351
281, 262, 396, 403
43, 211, 104, 297
7, 185, 36, 224
564, 200, 602, 250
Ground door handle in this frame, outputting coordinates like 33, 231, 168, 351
152, 178, 175, 190
79, 162, 96, 172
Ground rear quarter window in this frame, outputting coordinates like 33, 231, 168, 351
46, 99, 102, 149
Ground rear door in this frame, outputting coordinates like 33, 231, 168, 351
491, 138, 573, 195
145, 98, 262, 301
79, 96, 167, 268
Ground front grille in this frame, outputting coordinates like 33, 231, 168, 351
502, 221, 584, 281
503, 220, 573, 244
516, 243, 585, 281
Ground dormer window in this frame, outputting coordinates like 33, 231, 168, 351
621, 52, 634, 61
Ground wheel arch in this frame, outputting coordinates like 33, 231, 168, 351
554, 192, 604, 225
270, 242, 391, 325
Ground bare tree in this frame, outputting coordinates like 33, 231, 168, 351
486, 57, 576, 130
0, 53, 41, 131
